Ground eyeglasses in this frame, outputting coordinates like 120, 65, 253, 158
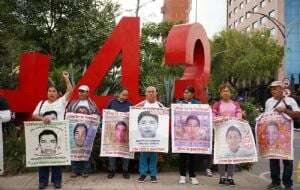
79, 90, 88, 93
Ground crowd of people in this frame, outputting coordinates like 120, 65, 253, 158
0, 71, 298, 190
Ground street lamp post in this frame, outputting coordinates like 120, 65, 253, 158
135, 0, 155, 17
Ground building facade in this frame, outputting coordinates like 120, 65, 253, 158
161, 0, 192, 22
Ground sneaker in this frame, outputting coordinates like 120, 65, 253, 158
267, 183, 282, 190
190, 177, 199, 185
178, 176, 186, 184
283, 187, 293, 190
107, 172, 115, 179
138, 175, 146, 183
70, 172, 78, 178
123, 172, 130, 179
206, 169, 213, 177
150, 176, 158, 183
54, 183, 61, 189
219, 177, 226, 185
227, 178, 236, 186
82, 173, 88, 178
38, 183, 47, 189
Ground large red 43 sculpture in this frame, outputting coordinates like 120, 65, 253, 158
0, 17, 210, 117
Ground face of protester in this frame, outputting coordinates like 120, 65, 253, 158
115, 124, 127, 144
74, 126, 87, 147
76, 107, 90, 115
266, 124, 279, 146
183, 90, 194, 101
138, 115, 158, 138
40, 134, 57, 155
185, 118, 200, 140
145, 88, 157, 103
270, 86, 284, 100
47, 87, 59, 102
226, 130, 242, 153
78, 90, 89, 100
220, 87, 231, 101
43, 113, 57, 120
118, 90, 129, 102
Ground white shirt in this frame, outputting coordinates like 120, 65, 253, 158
265, 97, 300, 112
33, 95, 67, 121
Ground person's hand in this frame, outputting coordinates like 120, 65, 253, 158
62, 71, 70, 80
42, 117, 51, 124
275, 107, 286, 113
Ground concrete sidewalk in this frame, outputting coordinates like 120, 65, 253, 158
0, 171, 270, 190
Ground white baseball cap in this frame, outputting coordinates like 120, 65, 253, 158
269, 81, 284, 87
78, 85, 90, 92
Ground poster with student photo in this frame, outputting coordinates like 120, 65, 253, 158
255, 112, 293, 160
171, 104, 212, 154
129, 107, 169, 153
65, 113, 99, 161
100, 110, 134, 159
24, 121, 71, 167
214, 118, 258, 164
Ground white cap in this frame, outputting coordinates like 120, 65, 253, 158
269, 81, 284, 87
78, 85, 90, 92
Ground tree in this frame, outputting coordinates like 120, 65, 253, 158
0, 0, 120, 90
210, 29, 284, 91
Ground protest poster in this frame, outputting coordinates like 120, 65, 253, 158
171, 104, 212, 154
256, 112, 293, 160
66, 113, 99, 161
129, 107, 169, 153
24, 120, 71, 167
214, 118, 257, 164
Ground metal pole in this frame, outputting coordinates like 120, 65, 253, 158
135, 0, 140, 17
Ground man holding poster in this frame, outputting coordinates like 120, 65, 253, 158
263, 81, 300, 190
66, 85, 99, 178
130, 86, 168, 183
101, 88, 133, 179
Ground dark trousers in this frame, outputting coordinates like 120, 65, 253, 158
38, 166, 62, 185
71, 160, 90, 175
200, 154, 213, 170
270, 159, 293, 187
179, 154, 197, 177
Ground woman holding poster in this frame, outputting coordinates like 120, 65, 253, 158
32, 71, 72, 189
212, 83, 242, 186
106, 88, 132, 179
176, 86, 212, 185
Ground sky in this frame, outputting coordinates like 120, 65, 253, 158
113, 0, 227, 38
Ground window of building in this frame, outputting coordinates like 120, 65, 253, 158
246, 12, 251, 19
240, 16, 245, 23
253, 21, 259, 28
270, 28, 276, 36
234, 7, 238, 14
235, 20, 239, 27
260, 0, 267, 8
269, 10, 276, 18
260, 16, 268, 25
253, 5, 259, 12
240, 2, 244, 9
229, 12, 232, 18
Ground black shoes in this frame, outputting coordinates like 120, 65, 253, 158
150, 176, 157, 183
107, 172, 115, 179
54, 183, 61, 189
219, 177, 226, 185
123, 172, 130, 179
138, 175, 146, 183
267, 183, 282, 190
227, 178, 236, 186
219, 177, 235, 186
38, 183, 47, 189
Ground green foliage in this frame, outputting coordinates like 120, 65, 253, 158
210, 29, 284, 92
240, 98, 261, 127
0, 0, 120, 88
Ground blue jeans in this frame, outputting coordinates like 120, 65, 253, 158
38, 166, 62, 185
139, 152, 157, 177
108, 157, 130, 172
71, 160, 90, 175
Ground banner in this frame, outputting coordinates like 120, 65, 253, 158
66, 113, 99, 161
214, 118, 257, 164
129, 107, 169, 152
0, 123, 3, 175
171, 104, 212, 154
100, 110, 134, 159
24, 121, 71, 167
256, 112, 293, 160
